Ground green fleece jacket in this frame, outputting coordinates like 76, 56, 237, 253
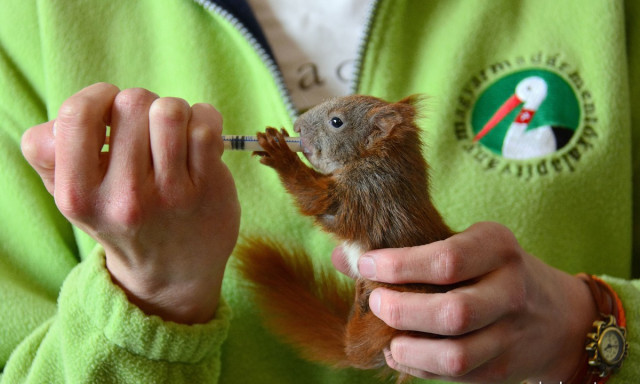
0, 0, 639, 383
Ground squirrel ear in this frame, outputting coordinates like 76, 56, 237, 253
397, 94, 423, 106
370, 96, 420, 134
371, 106, 403, 134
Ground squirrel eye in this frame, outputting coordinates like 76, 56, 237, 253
330, 117, 343, 128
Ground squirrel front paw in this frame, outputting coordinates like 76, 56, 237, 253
255, 127, 300, 170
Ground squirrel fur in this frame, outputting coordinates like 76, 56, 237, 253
234, 95, 454, 379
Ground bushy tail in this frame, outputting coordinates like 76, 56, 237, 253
233, 237, 354, 367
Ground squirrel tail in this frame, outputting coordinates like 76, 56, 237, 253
234, 237, 354, 367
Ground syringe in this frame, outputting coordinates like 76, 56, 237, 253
101, 134, 301, 152
222, 135, 302, 152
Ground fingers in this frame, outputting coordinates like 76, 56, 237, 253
148, 97, 191, 185
187, 103, 224, 185
112, 96, 222, 190
369, 263, 525, 335
49, 83, 224, 225
359, 222, 520, 284
356, 223, 543, 381
54, 82, 120, 216
385, 323, 510, 380
21, 120, 56, 194
107, 88, 158, 183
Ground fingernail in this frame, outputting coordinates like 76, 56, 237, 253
369, 289, 381, 316
358, 256, 376, 279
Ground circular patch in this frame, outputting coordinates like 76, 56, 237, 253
470, 69, 580, 160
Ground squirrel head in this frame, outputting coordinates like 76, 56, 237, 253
294, 95, 421, 174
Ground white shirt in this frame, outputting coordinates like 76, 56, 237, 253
248, 0, 372, 112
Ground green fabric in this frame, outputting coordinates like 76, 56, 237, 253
3, 247, 231, 382
359, 0, 634, 277
0, 0, 638, 383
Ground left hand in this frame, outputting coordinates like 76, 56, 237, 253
22, 84, 240, 324
332, 222, 598, 383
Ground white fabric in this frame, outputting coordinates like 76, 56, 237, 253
248, 0, 372, 111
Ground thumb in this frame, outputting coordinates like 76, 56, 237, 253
22, 120, 56, 194
331, 246, 358, 279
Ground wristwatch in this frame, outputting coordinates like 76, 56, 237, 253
585, 314, 628, 377
571, 274, 629, 384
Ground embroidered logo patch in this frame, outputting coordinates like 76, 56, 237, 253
453, 53, 598, 180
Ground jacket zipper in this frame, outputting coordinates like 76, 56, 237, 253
351, 0, 382, 95
192, 0, 298, 120
195, 0, 381, 116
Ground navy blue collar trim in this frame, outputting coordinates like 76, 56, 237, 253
208, 0, 275, 60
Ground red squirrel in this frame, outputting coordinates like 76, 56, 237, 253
234, 95, 455, 378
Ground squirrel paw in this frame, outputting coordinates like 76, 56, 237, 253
255, 127, 299, 170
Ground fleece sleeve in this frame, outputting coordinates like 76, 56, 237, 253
2, 247, 232, 383
598, 2, 640, 382
627, 0, 640, 276
0, 2, 232, 382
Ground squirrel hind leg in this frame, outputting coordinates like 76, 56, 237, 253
344, 279, 397, 370
233, 236, 354, 367
345, 308, 414, 383
346, 279, 422, 384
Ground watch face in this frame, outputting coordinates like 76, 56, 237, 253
599, 328, 625, 364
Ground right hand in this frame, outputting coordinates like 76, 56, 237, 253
331, 223, 598, 382
21, 83, 240, 324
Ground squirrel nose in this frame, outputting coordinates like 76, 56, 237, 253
293, 120, 304, 134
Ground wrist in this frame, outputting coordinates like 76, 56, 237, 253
560, 273, 602, 381
527, 271, 600, 383
60, 247, 233, 364
106, 253, 226, 324
557, 273, 601, 383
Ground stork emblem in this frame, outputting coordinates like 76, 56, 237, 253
471, 70, 580, 160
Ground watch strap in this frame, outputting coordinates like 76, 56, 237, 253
577, 274, 625, 327
567, 274, 627, 384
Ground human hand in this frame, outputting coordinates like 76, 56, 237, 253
22, 83, 240, 324
332, 222, 599, 383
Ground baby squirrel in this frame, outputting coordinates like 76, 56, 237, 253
235, 95, 454, 379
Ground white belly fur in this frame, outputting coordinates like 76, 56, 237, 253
342, 241, 365, 278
